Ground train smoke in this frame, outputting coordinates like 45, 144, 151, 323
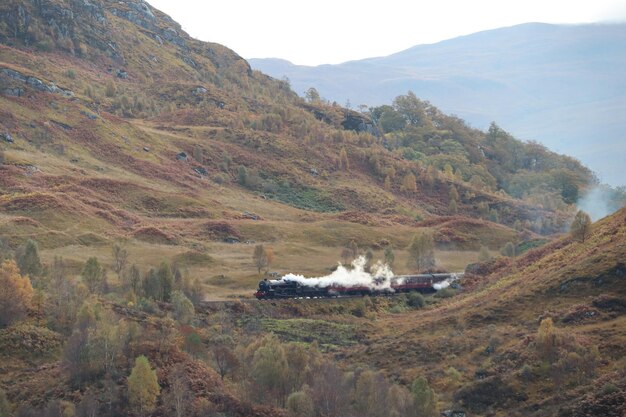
279, 256, 396, 291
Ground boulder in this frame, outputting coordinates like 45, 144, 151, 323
1, 133, 14, 143
193, 167, 208, 176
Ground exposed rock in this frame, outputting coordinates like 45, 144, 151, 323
116, 69, 128, 79
182, 55, 197, 68
192, 86, 208, 95
0, 68, 73, 97
127, 0, 155, 20
193, 166, 208, 176
176, 152, 188, 161
3, 87, 24, 97
80, 110, 98, 120
1, 133, 14, 143
342, 109, 377, 133
143, 146, 150, 152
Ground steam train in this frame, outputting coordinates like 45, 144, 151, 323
254, 273, 456, 300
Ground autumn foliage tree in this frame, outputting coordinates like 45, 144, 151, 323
407, 232, 435, 273
0, 260, 33, 327
128, 356, 160, 417
570, 210, 592, 243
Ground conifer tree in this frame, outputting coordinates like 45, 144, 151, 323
16, 239, 42, 279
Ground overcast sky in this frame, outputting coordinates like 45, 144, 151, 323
147, 0, 626, 65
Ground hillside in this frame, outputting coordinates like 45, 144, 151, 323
0, 1, 622, 416
0, 0, 599, 296
250, 22, 626, 187
343, 205, 626, 415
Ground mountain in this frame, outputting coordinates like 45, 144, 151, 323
250, 23, 626, 187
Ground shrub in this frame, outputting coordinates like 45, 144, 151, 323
434, 288, 456, 298
407, 292, 425, 308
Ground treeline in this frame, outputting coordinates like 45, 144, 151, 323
0, 239, 203, 334
367, 92, 594, 206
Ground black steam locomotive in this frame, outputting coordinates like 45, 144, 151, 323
254, 273, 455, 300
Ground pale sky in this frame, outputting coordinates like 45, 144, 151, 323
147, 0, 626, 65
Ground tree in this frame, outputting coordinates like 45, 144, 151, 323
304, 87, 320, 103
340, 248, 352, 265
82, 257, 106, 294
167, 364, 189, 417
364, 249, 374, 272
211, 334, 239, 380
16, 239, 42, 280
448, 185, 459, 202
570, 210, 592, 243
384, 245, 395, 268
128, 264, 141, 294
0, 260, 33, 327
354, 370, 389, 417
478, 246, 491, 262
384, 175, 392, 190
448, 198, 458, 214
402, 173, 417, 193
536, 317, 560, 363
0, 237, 13, 261
253, 245, 268, 275
157, 262, 173, 302
349, 240, 359, 261
171, 291, 194, 324
112, 244, 128, 281
252, 337, 288, 406
501, 242, 516, 258
388, 384, 414, 417
127, 356, 160, 417
411, 377, 437, 417
339, 148, 350, 171
407, 232, 435, 273
105, 80, 116, 97
237, 165, 248, 186
286, 389, 314, 417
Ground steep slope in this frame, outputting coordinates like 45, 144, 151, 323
250, 22, 626, 186
347, 206, 626, 415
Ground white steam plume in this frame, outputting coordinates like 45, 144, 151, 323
277, 256, 396, 291
577, 185, 626, 221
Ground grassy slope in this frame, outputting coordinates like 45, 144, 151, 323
342, 207, 626, 415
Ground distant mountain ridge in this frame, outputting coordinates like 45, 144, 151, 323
250, 23, 626, 186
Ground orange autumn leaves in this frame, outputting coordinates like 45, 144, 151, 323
0, 260, 33, 327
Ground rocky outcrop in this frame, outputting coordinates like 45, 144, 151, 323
1, 68, 73, 97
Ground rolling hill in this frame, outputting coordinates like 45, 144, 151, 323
250, 23, 626, 187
